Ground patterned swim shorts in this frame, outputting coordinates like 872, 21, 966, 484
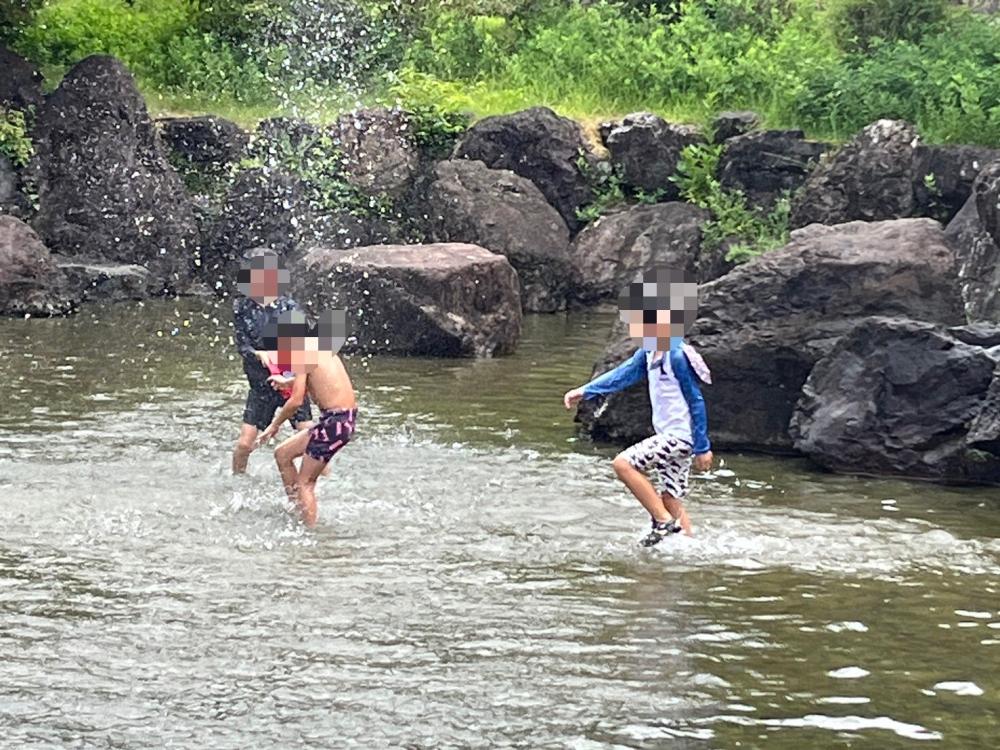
620, 433, 693, 498
306, 408, 358, 463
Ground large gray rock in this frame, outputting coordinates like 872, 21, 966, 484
453, 107, 597, 231
944, 191, 1000, 323
711, 111, 762, 143
425, 159, 572, 312
29, 56, 199, 292
569, 202, 717, 306
293, 243, 522, 356
0, 46, 44, 114
974, 160, 1000, 247
790, 317, 1000, 484
604, 113, 702, 198
790, 119, 919, 228
158, 115, 248, 172
578, 219, 966, 449
0, 215, 75, 316
913, 144, 1000, 223
330, 107, 420, 199
718, 130, 828, 209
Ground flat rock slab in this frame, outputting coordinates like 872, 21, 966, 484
294, 243, 522, 357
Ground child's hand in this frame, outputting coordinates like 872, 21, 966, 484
268, 374, 293, 391
693, 451, 714, 472
254, 350, 272, 368
563, 387, 585, 410
257, 423, 279, 446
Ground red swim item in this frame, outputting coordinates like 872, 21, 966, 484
266, 360, 293, 400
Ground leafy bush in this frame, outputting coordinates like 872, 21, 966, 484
575, 157, 626, 223
826, 0, 948, 53
0, 108, 34, 167
671, 143, 790, 262
0, 0, 43, 45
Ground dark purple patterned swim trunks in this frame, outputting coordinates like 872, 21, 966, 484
306, 408, 358, 462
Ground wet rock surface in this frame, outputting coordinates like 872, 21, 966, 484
569, 202, 716, 306
790, 119, 919, 228
718, 130, 828, 209
453, 107, 597, 231
425, 159, 572, 313
293, 243, 522, 357
791, 317, 1000, 484
29, 56, 199, 292
604, 113, 702, 198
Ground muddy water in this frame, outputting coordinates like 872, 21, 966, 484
1, 300, 998, 748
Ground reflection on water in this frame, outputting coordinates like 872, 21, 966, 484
1, 300, 998, 748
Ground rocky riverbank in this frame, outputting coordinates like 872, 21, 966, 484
2, 50, 999, 484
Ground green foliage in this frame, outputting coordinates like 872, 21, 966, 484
575, 156, 626, 223
0, 108, 34, 168
671, 143, 790, 263
826, 0, 948, 53
245, 129, 390, 217
0, 0, 43, 44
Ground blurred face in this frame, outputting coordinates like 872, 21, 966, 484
248, 267, 280, 302
278, 335, 321, 373
618, 267, 698, 351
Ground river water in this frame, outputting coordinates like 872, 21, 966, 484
1, 300, 998, 748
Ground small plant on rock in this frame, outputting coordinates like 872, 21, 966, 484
0, 108, 34, 167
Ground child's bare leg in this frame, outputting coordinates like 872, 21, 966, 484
612, 454, 670, 523
232, 423, 258, 474
294, 456, 327, 527
274, 430, 310, 502
661, 492, 693, 536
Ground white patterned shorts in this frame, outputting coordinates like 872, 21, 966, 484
620, 433, 694, 498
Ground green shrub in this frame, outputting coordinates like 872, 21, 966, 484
671, 143, 790, 262
575, 157, 626, 223
0, 108, 34, 167
0, 0, 43, 45
827, 0, 949, 53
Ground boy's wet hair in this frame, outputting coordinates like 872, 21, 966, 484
618, 266, 699, 333
262, 308, 348, 353
237, 247, 290, 291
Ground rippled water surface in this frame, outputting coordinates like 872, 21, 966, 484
2, 301, 999, 748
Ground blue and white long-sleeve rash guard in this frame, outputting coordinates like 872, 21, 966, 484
581, 338, 711, 455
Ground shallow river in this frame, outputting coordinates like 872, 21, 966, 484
1, 300, 999, 749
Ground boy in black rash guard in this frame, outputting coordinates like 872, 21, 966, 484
231, 248, 313, 474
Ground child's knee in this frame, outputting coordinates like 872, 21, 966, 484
235, 435, 255, 453
612, 454, 632, 477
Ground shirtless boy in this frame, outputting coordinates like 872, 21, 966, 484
257, 309, 356, 526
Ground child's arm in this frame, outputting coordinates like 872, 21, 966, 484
564, 348, 646, 409
670, 349, 712, 468
258, 373, 308, 444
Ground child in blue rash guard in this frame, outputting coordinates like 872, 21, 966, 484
563, 267, 714, 545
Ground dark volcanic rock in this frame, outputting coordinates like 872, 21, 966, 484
425, 159, 572, 312
605, 113, 703, 198
718, 130, 828, 209
913, 144, 1000, 223
974, 160, 1000, 247
29, 56, 199, 292
0, 215, 75, 316
944, 192, 1000, 323
578, 219, 966, 449
790, 119, 919, 229
569, 202, 717, 306
790, 317, 1000, 484
56, 260, 152, 304
330, 107, 419, 199
0, 154, 29, 218
0, 47, 44, 114
203, 167, 312, 292
158, 116, 248, 171
453, 107, 597, 231
293, 243, 522, 357
711, 110, 762, 143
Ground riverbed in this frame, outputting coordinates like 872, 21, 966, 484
1, 300, 998, 748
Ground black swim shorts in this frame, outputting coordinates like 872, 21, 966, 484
242, 386, 313, 431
